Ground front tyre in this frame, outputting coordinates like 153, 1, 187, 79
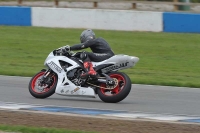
97, 72, 132, 103
28, 71, 58, 99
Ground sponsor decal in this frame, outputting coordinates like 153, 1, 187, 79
102, 62, 129, 72
94, 53, 107, 56
65, 90, 69, 94
47, 61, 62, 73
82, 90, 86, 95
60, 89, 64, 93
71, 87, 80, 94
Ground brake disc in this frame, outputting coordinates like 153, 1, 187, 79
105, 78, 118, 90
35, 78, 48, 92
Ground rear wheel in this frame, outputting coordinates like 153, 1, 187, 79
97, 72, 132, 103
28, 71, 58, 98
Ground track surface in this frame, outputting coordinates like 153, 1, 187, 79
1, 75, 200, 116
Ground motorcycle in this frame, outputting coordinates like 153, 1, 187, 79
28, 49, 139, 103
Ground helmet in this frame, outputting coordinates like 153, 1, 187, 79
80, 29, 95, 43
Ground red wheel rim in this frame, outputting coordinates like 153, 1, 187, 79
100, 74, 126, 96
31, 72, 56, 94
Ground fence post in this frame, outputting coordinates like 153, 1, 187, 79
18, 0, 22, 5
94, 2, 98, 8
173, 0, 179, 11
55, 0, 59, 7
132, 3, 136, 9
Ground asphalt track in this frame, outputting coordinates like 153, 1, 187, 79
0, 75, 200, 117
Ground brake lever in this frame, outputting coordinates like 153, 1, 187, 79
53, 49, 62, 56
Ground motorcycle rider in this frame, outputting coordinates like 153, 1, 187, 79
60, 29, 115, 79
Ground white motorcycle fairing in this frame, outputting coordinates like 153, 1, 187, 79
44, 52, 139, 98
92, 54, 139, 73
45, 52, 96, 98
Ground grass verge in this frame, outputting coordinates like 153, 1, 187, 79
0, 125, 98, 133
0, 26, 200, 88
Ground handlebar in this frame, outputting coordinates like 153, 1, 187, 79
53, 49, 74, 57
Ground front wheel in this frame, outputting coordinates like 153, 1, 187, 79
28, 71, 58, 99
97, 72, 132, 103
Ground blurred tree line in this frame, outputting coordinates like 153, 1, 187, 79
146, 0, 200, 2
0, 0, 199, 3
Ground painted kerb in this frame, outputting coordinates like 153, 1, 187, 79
0, 6, 31, 26
32, 7, 163, 32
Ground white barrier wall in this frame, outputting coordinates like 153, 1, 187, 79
32, 7, 163, 32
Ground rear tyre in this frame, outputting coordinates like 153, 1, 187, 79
28, 71, 58, 99
97, 72, 132, 103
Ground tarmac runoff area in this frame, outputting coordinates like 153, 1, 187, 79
1, 76, 200, 132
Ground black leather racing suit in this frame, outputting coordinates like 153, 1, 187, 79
70, 37, 114, 62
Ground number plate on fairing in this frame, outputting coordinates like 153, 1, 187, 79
47, 61, 62, 73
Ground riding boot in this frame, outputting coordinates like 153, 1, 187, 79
81, 62, 97, 79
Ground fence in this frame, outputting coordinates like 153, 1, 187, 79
9, 0, 200, 11
1, 6, 200, 33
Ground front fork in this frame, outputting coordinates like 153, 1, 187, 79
40, 69, 54, 85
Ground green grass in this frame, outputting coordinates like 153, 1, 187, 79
0, 26, 200, 88
0, 124, 98, 133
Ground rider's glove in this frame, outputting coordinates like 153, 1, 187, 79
64, 45, 70, 51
